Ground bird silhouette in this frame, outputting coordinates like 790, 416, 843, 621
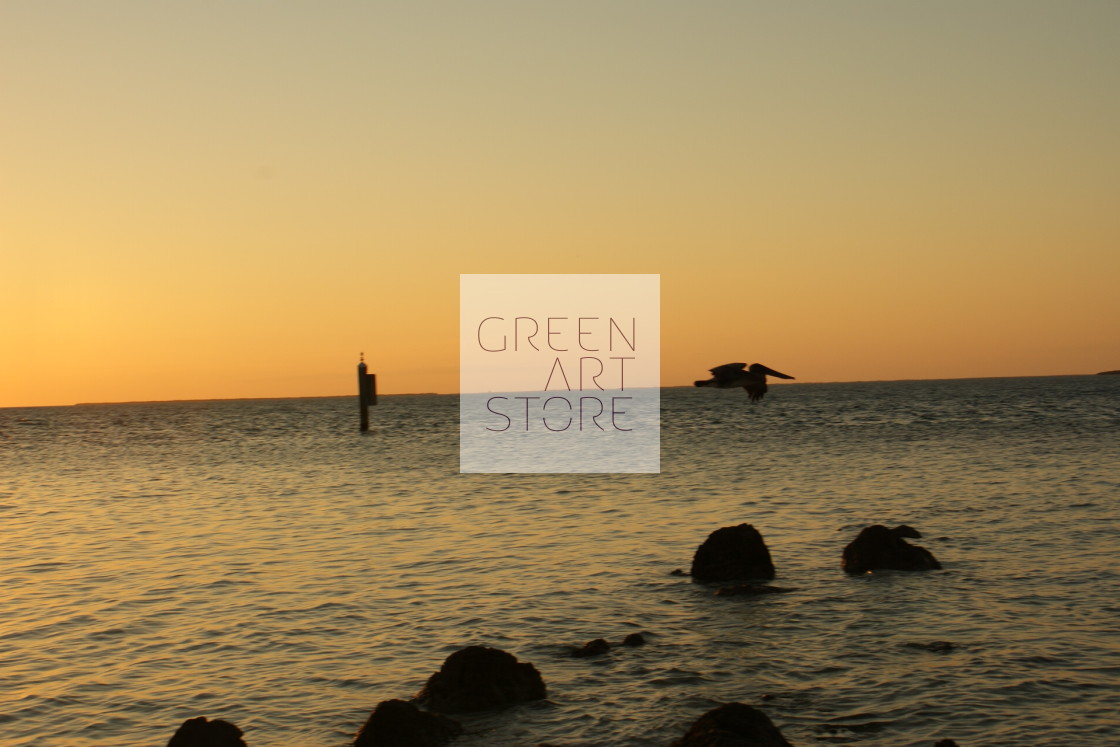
694, 363, 795, 402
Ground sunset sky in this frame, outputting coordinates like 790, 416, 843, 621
3, 2, 1118, 408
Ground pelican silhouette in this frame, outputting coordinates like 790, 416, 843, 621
694, 363, 795, 402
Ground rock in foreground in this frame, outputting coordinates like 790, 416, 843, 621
842, 524, 941, 574
416, 646, 546, 712
167, 717, 247, 747
691, 524, 776, 582
353, 699, 461, 747
671, 703, 792, 747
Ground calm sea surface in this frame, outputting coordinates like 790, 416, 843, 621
2, 377, 1118, 746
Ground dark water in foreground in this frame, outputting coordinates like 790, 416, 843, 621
1, 377, 1118, 746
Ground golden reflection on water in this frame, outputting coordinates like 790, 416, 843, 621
1, 378, 1118, 745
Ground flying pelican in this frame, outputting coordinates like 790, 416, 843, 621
694, 363, 795, 402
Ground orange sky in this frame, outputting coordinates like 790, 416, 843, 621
3, 2, 1118, 408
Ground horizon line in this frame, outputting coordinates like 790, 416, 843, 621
2, 372, 1113, 410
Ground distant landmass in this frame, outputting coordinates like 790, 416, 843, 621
1097, 370, 1120, 375
72, 393, 434, 406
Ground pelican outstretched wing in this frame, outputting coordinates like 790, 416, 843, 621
709, 362, 747, 378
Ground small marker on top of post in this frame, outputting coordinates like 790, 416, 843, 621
358, 353, 377, 432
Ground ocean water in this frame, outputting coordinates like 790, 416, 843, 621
1, 377, 1118, 747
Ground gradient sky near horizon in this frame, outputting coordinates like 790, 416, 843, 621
3, 1, 1118, 408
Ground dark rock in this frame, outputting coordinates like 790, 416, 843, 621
714, 584, 795, 597
572, 638, 611, 658
621, 633, 646, 647
167, 717, 247, 747
671, 703, 792, 747
416, 646, 546, 712
842, 524, 942, 574
933, 740, 960, 747
690, 524, 776, 582
891, 524, 922, 539
670, 568, 688, 576
353, 699, 461, 747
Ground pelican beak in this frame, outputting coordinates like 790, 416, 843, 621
761, 366, 794, 380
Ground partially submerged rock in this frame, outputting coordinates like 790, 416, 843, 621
671, 703, 792, 747
353, 699, 461, 747
416, 646, 546, 712
621, 633, 646, 647
571, 632, 647, 657
571, 638, 611, 658
842, 524, 941, 574
691, 524, 776, 582
714, 584, 795, 597
167, 717, 247, 747
905, 640, 956, 653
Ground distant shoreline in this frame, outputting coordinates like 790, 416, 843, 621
1, 373, 1113, 410
70, 393, 438, 407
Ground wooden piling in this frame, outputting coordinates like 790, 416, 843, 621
358, 354, 375, 432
